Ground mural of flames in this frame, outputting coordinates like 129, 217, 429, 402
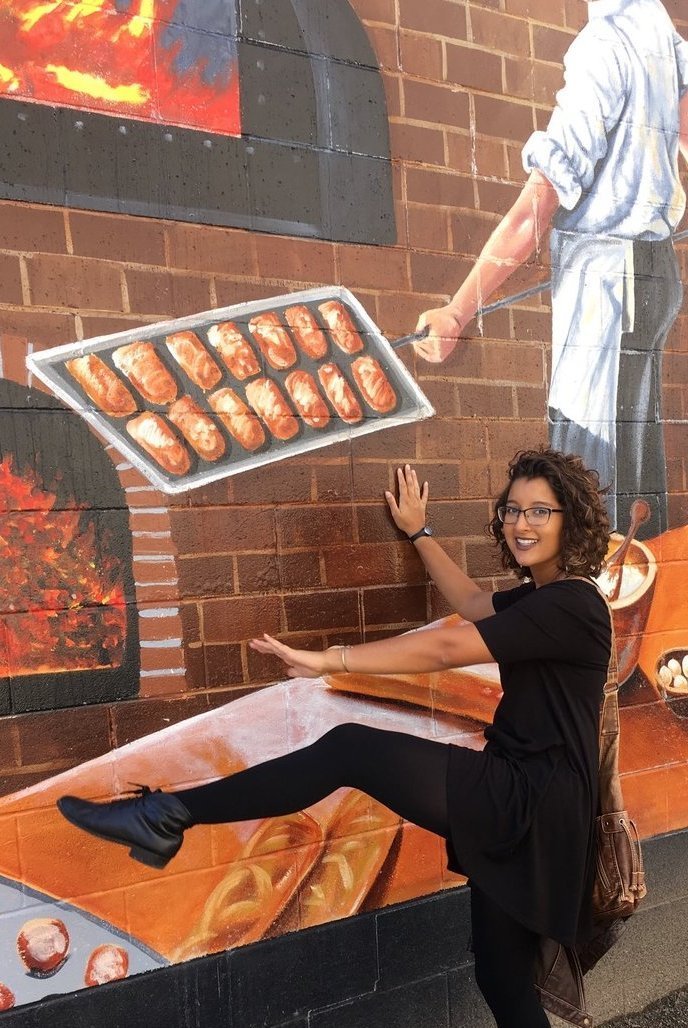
0, 0, 241, 136
0, 456, 126, 677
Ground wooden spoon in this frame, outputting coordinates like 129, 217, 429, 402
605, 499, 652, 602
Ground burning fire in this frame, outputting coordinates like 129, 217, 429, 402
0, 0, 240, 135
0, 456, 127, 678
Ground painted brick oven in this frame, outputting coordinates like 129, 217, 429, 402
0, 333, 185, 712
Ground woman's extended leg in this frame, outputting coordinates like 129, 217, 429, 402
177, 723, 450, 837
471, 885, 550, 1028
58, 723, 451, 867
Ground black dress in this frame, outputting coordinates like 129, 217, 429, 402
445, 578, 611, 946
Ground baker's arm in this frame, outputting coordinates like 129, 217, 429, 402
414, 170, 560, 362
679, 91, 688, 164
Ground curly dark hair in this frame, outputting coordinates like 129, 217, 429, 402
488, 448, 610, 580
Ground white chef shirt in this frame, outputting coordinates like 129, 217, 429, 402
523, 0, 688, 240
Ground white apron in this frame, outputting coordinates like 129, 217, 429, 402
549, 228, 636, 528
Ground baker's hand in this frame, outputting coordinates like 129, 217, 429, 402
414, 305, 467, 363
249, 634, 328, 679
385, 464, 429, 537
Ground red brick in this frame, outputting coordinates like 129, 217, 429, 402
399, 31, 443, 80
450, 209, 500, 257
563, 0, 587, 30
399, 0, 467, 39
180, 601, 201, 640
365, 24, 399, 71
178, 555, 235, 598
406, 206, 451, 251
323, 543, 400, 588
511, 307, 551, 341
70, 212, 166, 265
444, 131, 473, 174
417, 417, 487, 460
445, 43, 503, 93
487, 417, 548, 457
389, 121, 446, 167
277, 506, 355, 549
410, 251, 473, 294
213, 278, 283, 308
235, 552, 280, 593
477, 178, 522, 214
166, 223, 256, 277
283, 589, 360, 632
532, 60, 563, 106
474, 94, 534, 143
314, 462, 353, 502
472, 136, 509, 179
532, 25, 574, 65
465, 539, 504, 577
406, 167, 474, 208
376, 288, 444, 336
140, 643, 185, 673
202, 594, 282, 643
0, 310, 74, 351
26, 253, 124, 311
357, 502, 408, 544
338, 243, 409, 292
505, 0, 567, 22
469, 8, 531, 56
278, 551, 322, 591
254, 235, 336, 284
348, 421, 418, 460
78, 314, 157, 339
173, 506, 276, 555
0, 202, 66, 253
16, 707, 111, 766
403, 80, 470, 130
430, 498, 492, 537
458, 382, 515, 418
125, 268, 211, 317
458, 339, 545, 384
0, 719, 19, 770
458, 459, 491, 497
362, 584, 428, 626
349, 0, 397, 24
382, 71, 402, 119
186, 643, 244, 690
516, 385, 547, 419
503, 57, 534, 102
0, 253, 23, 304
229, 458, 314, 505
110, 694, 211, 747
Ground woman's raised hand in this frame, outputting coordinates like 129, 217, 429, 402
385, 465, 429, 537
249, 634, 326, 679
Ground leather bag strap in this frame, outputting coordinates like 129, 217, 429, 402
567, 576, 622, 813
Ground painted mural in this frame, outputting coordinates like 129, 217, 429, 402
0, 0, 687, 1018
0, 0, 396, 242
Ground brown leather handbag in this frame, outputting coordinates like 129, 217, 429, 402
535, 582, 647, 1027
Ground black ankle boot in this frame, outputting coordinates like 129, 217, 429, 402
57, 787, 193, 869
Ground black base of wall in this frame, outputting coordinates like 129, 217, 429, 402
3, 830, 687, 1028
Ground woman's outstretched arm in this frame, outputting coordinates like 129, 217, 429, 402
386, 465, 496, 622
250, 620, 494, 680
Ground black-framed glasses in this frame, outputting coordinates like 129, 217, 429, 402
497, 504, 564, 526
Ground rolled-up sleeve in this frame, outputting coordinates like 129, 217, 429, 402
674, 30, 688, 97
522, 29, 628, 210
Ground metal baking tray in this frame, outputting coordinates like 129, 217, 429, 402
28, 286, 434, 494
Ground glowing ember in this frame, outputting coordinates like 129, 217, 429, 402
0, 456, 127, 677
0, 1, 241, 136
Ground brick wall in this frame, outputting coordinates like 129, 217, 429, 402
0, 0, 687, 799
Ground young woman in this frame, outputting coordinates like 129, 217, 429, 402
58, 448, 611, 1028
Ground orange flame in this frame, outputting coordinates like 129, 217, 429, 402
0, 0, 240, 135
0, 456, 127, 678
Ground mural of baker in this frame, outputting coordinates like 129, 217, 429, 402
415, 0, 688, 538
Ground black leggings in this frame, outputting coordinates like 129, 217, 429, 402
176, 724, 549, 1028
